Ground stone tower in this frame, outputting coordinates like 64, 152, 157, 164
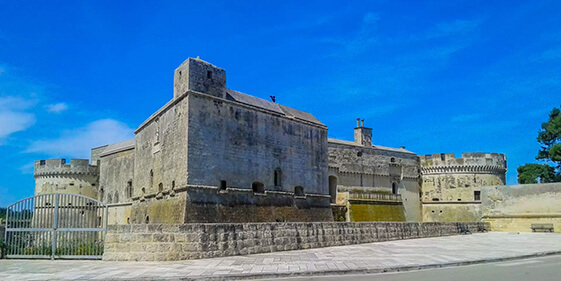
173, 57, 227, 99
419, 152, 507, 222
34, 159, 100, 200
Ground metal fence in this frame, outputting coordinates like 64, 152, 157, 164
348, 192, 402, 202
4, 193, 107, 260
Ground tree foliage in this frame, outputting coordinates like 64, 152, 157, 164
518, 106, 561, 183
517, 163, 557, 184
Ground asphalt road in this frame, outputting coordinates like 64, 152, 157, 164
271, 255, 561, 281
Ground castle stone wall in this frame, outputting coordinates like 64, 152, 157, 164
482, 182, 561, 232
422, 202, 481, 222
99, 147, 135, 204
133, 94, 189, 209
103, 221, 489, 261
187, 92, 329, 195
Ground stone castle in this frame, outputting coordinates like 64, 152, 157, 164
34, 57, 507, 224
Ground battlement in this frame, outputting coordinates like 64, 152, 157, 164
34, 159, 99, 177
420, 152, 506, 167
419, 152, 506, 175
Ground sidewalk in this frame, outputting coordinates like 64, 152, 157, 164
1, 232, 560, 280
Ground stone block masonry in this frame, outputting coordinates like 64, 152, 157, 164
103, 221, 489, 261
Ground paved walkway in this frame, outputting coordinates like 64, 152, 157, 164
1, 233, 561, 280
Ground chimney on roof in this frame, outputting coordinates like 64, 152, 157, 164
354, 118, 372, 147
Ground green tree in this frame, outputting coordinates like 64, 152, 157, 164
517, 163, 557, 184
518, 106, 561, 183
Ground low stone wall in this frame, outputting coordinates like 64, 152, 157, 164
422, 202, 481, 222
482, 183, 561, 232
103, 221, 489, 261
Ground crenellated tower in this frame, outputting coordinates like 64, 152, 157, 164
419, 152, 507, 222
34, 159, 100, 200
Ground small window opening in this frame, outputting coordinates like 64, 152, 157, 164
68, 202, 72, 206
440, 153, 446, 161
92, 183, 96, 187
179, 70, 182, 76
431, 210, 435, 213
274, 168, 282, 187
171, 181, 175, 190
150, 169, 154, 187
390, 157, 396, 163
432, 198, 440, 201
474, 191, 481, 201
158, 182, 163, 193
294, 186, 304, 196
127, 217, 130, 224
252, 182, 265, 193
357, 151, 363, 157
141, 187, 146, 194
145, 216, 149, 224
392, 182, 398, 194
207, 71, 212, 79
457, 198, 462, 201
69, 182, 74, 186
439, 210, 443, 213
40, 160, 46, 165
220, 180, 227, 190
127, 180, 133, 199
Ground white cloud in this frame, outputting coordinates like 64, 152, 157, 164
0, 96, 37, 144
26, 119, 134, 158
46, 102, 69, 113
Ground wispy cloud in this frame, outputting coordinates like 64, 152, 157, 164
19, 162, 35, 175
323, 12, 381, 56
0, 96, 37, 144
26, 119, 134, 158
46, 102, 69, 113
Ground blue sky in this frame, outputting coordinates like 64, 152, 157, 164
1, 1, 560, 207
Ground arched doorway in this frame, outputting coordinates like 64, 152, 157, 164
329, 176, 338, 203
392, 182, 398, 194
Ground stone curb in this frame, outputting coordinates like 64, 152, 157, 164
117, 250, 561, 281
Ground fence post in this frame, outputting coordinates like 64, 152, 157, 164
51, 194, 59, 260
